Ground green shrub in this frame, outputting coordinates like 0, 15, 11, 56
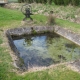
71, 0, 80, 6
63, 0, 70, 5
53, 0, 80, 6
18, 0, 80, 6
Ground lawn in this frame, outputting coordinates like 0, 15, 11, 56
0, 6, 80, 80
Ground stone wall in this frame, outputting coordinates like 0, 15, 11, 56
8, 26, 54, 36
54, 26, 80, 46
7, 26, 80, 46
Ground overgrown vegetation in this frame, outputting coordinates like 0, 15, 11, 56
53, 0, 80, 6
18, 0, 80, 6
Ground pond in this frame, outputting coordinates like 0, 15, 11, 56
12, 33, 80, 69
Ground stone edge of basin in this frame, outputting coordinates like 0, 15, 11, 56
54, 26, 80, 46
5, 25, 80, 72
5, 26, 55, 72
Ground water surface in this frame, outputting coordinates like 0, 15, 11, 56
13, 33, 80, 68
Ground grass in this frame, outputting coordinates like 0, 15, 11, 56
0, 6, 80, 80
32, 14, 47, 24
0, 37, 3, 44
56, 19, 80, 33
32, 3, 80, 23
0, 7, 24, 29
0, 6, 80, 32
0, 7, 47, 28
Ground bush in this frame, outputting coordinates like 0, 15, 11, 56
53, 0, 80, 6
63, 0, 70, 5
18, 0, 80, 6
71, 0, 80, 6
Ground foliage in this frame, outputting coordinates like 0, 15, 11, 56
18, 0, 80, 6
53, 0, 80, 6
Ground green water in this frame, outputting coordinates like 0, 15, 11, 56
13, 33, 80, 68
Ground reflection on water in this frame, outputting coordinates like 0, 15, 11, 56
13, 33, 80, 68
